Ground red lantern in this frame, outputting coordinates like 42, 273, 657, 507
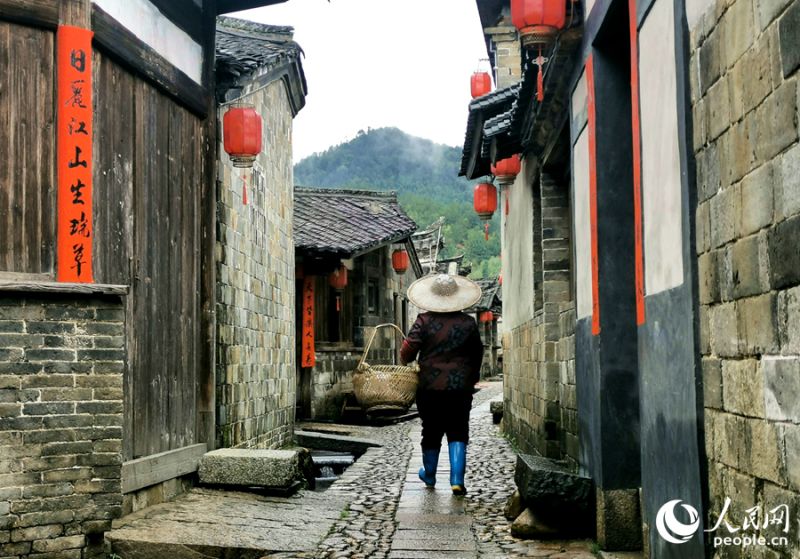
498, 274, 503, 286
511, 0, 567, 48
223, 106, 263, 168
492, 155, 521, 182
328, 265, 348, 290
223, 105, 262, 206
511, 0, 567, 102
474, 182, 498, 240
479, 310, 494, 323
392, 249, 410, 274
471, 72, 492, 98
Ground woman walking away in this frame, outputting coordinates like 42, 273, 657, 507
400, 274, 484, 496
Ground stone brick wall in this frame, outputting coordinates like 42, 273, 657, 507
502, 172, 578, 467
691, 0, 800, 553
216, 77, 296, 449
486, 24, 522, 89
311, 349, 360, 419
0, 293, 125, 559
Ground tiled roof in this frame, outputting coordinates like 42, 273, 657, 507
484, 108, 514, 139
467, 278, 501, 314
216, 16, 303, 88
294, 188, 418, 257
459, 84, 520, 177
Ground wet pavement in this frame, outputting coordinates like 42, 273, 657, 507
321, 381, 596, 559
106, 381, 599, 558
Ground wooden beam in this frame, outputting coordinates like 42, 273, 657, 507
0, 0, 58, 29
121, 443, 207, 493
0, 280, 127, 295
91, 5, 210, 118
197, 0, 218, 452
59, 0, 90, 27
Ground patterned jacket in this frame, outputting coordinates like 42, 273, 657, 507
400, 311, 484, 392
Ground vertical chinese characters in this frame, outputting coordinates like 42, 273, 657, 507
57, 26, 94, 282
301, 277, 315, 368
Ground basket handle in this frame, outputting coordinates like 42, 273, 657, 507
358, 323, 407, 369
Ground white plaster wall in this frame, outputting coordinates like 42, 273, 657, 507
686, 0, 715, 29
585, 0, 597, 20
93, 0, 203, 84
501, 161, 535, 330
640, 0, 684, 295
573, 127, 593, 320
571, 71, 587, 121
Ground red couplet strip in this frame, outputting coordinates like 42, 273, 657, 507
56, 25, 94, 282
629, 0, 646, 325
586, 55, 601, 336
301, 276, 316, 368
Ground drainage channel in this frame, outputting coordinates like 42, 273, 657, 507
311, 450, 355, 491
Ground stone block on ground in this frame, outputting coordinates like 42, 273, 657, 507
198, 448, 314, 490
490, 400, 504, 424
504, 489, 524, 520
514, 453, 594, 531
510, 507, 560, 539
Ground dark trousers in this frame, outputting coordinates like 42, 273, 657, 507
416, 390, 473, 449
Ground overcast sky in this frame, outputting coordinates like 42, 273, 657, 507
232, 0, 489, 162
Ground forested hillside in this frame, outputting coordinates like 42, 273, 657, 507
294, 127, 501, 279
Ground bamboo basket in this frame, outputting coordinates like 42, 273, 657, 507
352, 323, 419, 415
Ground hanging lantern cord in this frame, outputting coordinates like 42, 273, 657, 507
536, 47, 545, 102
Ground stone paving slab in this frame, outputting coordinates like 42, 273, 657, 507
395, 517, 472, 529
107, 487, 346, 557
387, 551, 478, 559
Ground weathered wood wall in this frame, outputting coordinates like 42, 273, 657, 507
0, 15, 208, 461
0, 20, 56, 276
92, 51, 204, 460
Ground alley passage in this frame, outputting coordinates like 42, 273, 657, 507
319, 382, 596, 558
106, 382, 597, 558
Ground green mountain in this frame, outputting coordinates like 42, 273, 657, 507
293, 127, 501, 279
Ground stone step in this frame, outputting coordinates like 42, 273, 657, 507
106, 488, 345, 558
514, 453, 594, 533
198, 448, 314, 490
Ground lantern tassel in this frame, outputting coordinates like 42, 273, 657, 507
536, 48, 545, 102
243, 172, 248, 205
336, 294, 341, 312
485, 222, 490, 241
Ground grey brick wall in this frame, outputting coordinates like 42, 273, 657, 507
0, 293, 125, 559
691, 0, 800, 554
502, 173, 578, 468
216, 78, 296, 450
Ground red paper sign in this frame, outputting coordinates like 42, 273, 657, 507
57, 26, 94, 282
301, 277, 316, 368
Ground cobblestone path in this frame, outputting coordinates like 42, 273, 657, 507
314, 381, 596, 559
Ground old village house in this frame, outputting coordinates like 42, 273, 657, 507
0, 1, 306, 556
293, 188, 421, 420
464, 0, 800, 556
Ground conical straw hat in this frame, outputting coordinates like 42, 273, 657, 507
407, 274, 482, 313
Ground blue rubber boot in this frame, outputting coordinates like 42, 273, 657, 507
448, 442, 467, 496
418, 448, 439, 487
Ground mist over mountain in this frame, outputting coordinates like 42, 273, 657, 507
293, 127, 501, 279
294, 127, 472, 201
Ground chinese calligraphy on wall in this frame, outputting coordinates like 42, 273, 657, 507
301, 276, 316, 368
57, 26, 93, 282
